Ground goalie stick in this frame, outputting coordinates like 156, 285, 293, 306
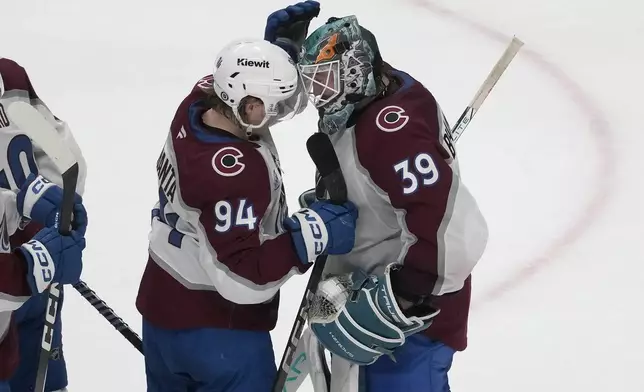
273, 132, 347, 392
275, 36, 523, 392
451, 36, 524, 142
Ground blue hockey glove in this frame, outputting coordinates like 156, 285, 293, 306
17, 173, 88, 235
285, 200, 357, 264
17, 226, 86, 295
264, 1, 320, 61
310, 264, 440, 365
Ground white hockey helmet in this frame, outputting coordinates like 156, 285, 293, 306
212, 39, 299, 131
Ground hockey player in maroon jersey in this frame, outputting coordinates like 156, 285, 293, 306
0, 58, 88, 392
289, 15, 490, 392
135, 36, 358, 391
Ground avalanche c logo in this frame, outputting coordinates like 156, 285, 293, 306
212, 147, 245, 177
375, 106, 409, 132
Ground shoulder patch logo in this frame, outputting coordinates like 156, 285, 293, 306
212, 146, 245, 177
376, 106, 409, 132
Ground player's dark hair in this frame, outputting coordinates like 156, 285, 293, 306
204, 92, 240, 125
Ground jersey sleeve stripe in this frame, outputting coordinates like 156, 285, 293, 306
0, 312, 10, 346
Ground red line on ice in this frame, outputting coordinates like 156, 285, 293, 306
409, 0, 615, 307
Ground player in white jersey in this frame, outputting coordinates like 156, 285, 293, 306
0, 58, 88, 392
135, 29, 358, 392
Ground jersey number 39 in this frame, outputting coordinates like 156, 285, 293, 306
394, 153, 439, 195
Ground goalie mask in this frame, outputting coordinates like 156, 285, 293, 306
299, 15, 383, 135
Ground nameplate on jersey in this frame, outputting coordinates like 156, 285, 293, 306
156, 149, 177, 203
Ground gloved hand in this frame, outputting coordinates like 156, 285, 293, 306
17, 173, 88, 235
310, 264, 440, 365
298, 187, 317, 208
284, 200, 357, 264
264, 1, 321, 62
18, 226, 85, 295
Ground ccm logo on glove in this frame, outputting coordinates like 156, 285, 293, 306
30, 175, 52, 193
293, 208, 328, 260
21, 175, 56, 219
22, 239, 54, 293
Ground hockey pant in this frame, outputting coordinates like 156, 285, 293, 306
142, 319, 276, 392
0, 385, 67, 392
7, 289, 68, 392
288, 328, 455, 392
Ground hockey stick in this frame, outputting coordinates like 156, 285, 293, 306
73, 281, 143, 353
273, 132, 347, 392
7, 101, 79, 392
7, 102, 144, 391
451, 36, 524, 142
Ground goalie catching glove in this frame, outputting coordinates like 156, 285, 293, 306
309, 264, 440, 365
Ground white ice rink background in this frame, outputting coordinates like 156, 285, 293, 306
3, 0, 643, 390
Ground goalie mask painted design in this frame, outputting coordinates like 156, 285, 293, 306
299, 16, 380, 135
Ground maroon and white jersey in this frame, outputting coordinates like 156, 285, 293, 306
136, 76, 307, 332
0, 57, 87, 379
324, 68, 488, 351
0, 190, 28, 380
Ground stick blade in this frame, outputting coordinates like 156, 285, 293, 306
6, 101, 76, 174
